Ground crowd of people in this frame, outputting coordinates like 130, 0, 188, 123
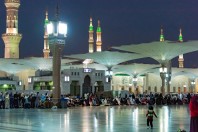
0, 91, 195, 109
0, 91, 53, 109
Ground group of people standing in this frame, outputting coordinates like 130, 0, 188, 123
0, 91, 50, 109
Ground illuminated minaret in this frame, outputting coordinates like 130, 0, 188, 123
88, 17, 94, 53
160, 27, 165, 42
2, 0, 22, 58
178, 28, 184, 68
96, 20, 102, 52
43, 11, 50, 58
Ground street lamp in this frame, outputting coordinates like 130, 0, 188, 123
47, 13, 67, 105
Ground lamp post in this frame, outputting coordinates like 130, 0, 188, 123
166, 60, 172, 94
159, 66, 167, 95
166, 73, 171, 93
47, 15, 67, 105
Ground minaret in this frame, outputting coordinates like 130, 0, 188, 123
178, 28, 184, 68
96, 20, 102, 52
2, 0, 22, 58
88, 17, 94, 53
160, 27, 165, 42
43, 10, 50, 58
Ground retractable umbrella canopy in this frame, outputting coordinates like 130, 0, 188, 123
25, 57, 78, 71
66, 51, 146, 69
113, 41, 198, 64
0, 59, 33, 74
113, 63, 160, 76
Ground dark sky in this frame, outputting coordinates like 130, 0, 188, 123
0, 0, 198, 67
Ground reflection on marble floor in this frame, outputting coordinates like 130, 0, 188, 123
0, 105, 189, 132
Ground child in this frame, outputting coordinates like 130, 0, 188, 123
146, 105, 157, 129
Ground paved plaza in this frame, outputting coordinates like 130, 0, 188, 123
0, 105, 189, 132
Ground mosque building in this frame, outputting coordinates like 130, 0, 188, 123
0, 0, 197, 97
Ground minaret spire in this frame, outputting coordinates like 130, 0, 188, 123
43, 10, 50, 58
2, 0, 22, 58
96, 20, 102, 52
88, 17, 94, 53
55, 1, 60, 21
160, 26, 165, 42
45, 10, 49, 21
178, 28, 184, 68
178, 28, 183, 42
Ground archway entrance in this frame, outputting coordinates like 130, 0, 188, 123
70, 81, 80, 96
83, 75, 92, 95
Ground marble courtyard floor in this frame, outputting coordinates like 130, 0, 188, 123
0, 105, 190, 132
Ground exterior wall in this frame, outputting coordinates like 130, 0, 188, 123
28, 76, 52, 90
195, 79, 198, 93
146, 73, 161, 93
112, 76, 132, 91
0, 71, 23, 90
111, 76, 144, 93
0, 65, 196, 94
16, 69, 35, 90
62, 68, 109, 96
145, 73, 192, 94
171, 76, 190, 93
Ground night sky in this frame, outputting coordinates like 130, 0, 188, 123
0, 0, 198, 67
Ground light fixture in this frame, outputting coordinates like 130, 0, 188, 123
28, 78, 32, 83
132, 78, 138, 82
191, 81, 195, 85
47, 21, 67, 36
159, 67, 167, 73
18, 81, 22, 86
64, 76, 70, 82
106, 77, 109, 83
105, 70, 113, 76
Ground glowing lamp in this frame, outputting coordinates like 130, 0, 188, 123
58, 22, 67, 35
47, 21, 67, 35
64, 76, 70, 82
47, 21, 67, 46
105, 70, 113, 76
47, 22, 54, 34
159, 67, 167, 73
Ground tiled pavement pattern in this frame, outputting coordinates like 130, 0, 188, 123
0, 105, 190, 132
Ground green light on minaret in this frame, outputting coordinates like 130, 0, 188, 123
89, 17, 94, 31
160, 34, 164, 41
179, 35, 183, 42
178, 28, 183, 42
97, 20, 101, 32
160, 28, 164, 42
45, 19, 49, 25
44, 11, 49, 25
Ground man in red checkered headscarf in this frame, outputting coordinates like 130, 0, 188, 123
189, 95, 198, 132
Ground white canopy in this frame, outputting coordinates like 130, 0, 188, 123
113, 63, 160, 77
113, 41, 198, 64
66, 51, 146, 69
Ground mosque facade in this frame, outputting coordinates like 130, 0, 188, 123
0, 0, 197, 97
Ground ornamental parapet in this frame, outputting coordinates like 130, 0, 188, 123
5, 0, 20, 3
2, 33, 22, 37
